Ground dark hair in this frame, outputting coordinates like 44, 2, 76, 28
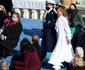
70, 3, 77, 10
69, 3, 78, 23
13, 12, 20, 19
20, 38, 34, 53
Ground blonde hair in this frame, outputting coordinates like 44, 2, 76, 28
0, 60, 8, 70
75, 47, 84, 57
0, 5, 6, 13
73, 55, 85, 67
58, 6, 70, 25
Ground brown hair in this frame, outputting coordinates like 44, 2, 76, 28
73, 55, 85, 67
0, 5, 6, 13
20, 38, 34, 52
58, 6, 70, 25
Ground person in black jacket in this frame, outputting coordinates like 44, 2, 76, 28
0, 12, 22, 58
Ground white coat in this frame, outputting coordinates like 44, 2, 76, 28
48, 15, 74, 69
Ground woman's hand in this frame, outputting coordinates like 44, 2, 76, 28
67, 40, 71, 44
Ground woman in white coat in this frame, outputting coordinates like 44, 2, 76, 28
48, 6, 74, 70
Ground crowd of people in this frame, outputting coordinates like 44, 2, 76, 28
41, 0, 85, 70
0, 0, 85, 70
0, 5, 22, 58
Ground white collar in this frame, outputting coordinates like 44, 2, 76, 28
47, 8, 53, 13
59, 15, 63, 18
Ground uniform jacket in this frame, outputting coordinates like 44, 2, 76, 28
41, 9, 57, 52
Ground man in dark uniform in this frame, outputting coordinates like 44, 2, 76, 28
41, 0, 58, 63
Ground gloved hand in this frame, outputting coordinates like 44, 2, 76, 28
62, 61, 70, 68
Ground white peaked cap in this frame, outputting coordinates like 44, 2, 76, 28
54, 0, 60, 4
46, 0, 56, 4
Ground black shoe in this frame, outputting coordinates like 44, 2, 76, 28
41, 58, 46, 66
62, 61, 70, 68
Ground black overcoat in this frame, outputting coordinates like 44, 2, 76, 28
0, 21, 22, 51
41, 9, 57, 52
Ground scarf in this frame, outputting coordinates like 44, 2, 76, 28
10, 19, 20, 26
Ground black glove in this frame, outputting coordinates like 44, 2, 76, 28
62, 61, 70, 68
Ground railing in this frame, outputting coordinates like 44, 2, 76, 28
13, 8, 45, 20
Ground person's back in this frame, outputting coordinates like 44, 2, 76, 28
14, 48, 41, 70
26, 48, 41, 70
10, 38, 41, 70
